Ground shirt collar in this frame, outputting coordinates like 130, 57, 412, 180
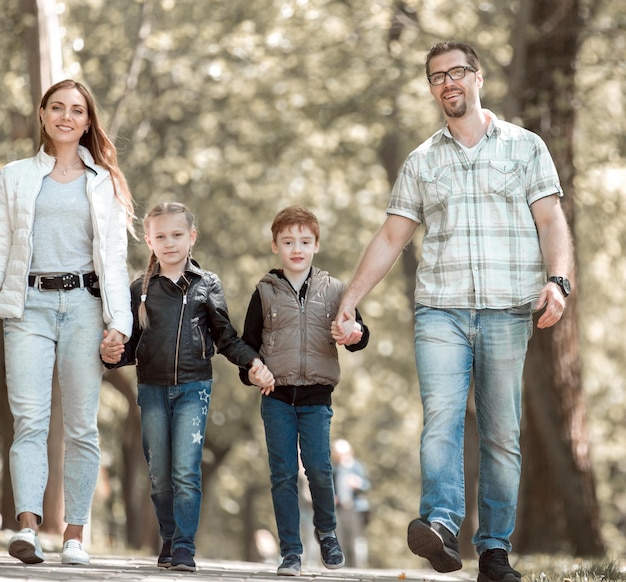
438, 109, 500, 142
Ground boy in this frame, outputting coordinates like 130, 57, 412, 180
240, 206, 369, 576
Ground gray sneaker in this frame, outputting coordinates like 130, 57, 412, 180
277, 554, 301, 576
314, 530, 345, 570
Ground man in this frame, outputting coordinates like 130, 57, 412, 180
334, 41, 572, 582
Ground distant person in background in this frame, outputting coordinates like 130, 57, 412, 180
332, 439, 370, 568
297, 457, 320, 566
0, 79, 134, 566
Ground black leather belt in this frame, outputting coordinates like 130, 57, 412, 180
28, 272, 98, 291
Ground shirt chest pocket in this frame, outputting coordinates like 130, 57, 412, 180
488, 161, 523, 198
420, 166, 453, 205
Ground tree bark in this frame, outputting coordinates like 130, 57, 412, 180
11, 0, 67, 536
0, 322, 18, 531
102, 369, 157, 550
511, 0, 605, 556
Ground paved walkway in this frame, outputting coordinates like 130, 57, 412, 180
0, 554, 476, 582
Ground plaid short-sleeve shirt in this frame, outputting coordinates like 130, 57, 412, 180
387, 111, 563, 309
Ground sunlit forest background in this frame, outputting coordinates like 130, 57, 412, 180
1, 0, 626, 571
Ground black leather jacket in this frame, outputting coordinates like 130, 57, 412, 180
110, 259, 258, 385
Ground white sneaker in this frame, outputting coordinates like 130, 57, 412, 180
8, 528, 45, 564
61, 539, 90, 566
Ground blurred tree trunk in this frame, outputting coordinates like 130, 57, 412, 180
8, 0, 67, 537
102, 369, 157, 550
509, 0, 605, 556
0, 322, 18, 531
382, 2, 480, 558
42, 373, 65, 534
21, 0, 63, 142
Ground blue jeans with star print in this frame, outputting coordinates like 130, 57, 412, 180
137, 379, 212, 555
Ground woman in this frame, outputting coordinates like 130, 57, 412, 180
0, 79, 134, 565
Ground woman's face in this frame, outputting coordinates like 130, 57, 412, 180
40, 87, 90, 147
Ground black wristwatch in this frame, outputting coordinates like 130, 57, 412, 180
548, 276, 571, 297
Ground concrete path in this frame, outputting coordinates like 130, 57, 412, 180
0, 554, 476, 582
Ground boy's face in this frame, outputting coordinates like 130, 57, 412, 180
272, 224, 319, 278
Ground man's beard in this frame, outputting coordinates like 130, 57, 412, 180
444, 100, 467, 119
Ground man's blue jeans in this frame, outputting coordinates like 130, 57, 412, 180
414, 305, 533, 555
137, 380, 212, 555
261, 396, 336, 557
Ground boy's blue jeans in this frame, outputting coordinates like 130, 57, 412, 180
414, 304, 533, 555
261, 396, 336, 557
137, 380, 212, 555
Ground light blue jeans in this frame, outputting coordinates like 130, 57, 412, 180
414, 304, 533, 555
261, 396, 336, 557
137, 380, 212, 555
4, 287, 104, 525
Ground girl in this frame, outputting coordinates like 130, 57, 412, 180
100, 202, 274, 572
0, 79, 134, 566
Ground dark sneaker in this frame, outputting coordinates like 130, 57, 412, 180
314, 530, 345, 569
277, 554, 301, 576
478, 548, 522, 582
158, 539, 172, 568
407, 517, 462, 573
171, 547, 196, 572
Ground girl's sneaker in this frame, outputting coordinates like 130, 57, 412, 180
277, 554, 301, 576
158, 539, 172, 568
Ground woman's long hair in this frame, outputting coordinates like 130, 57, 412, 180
39, 79, 135, 235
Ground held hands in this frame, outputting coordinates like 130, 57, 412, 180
100, 329, 125, 364
535, 282, 566, 329
248, 358, 275, 395
332, 309, 363, 346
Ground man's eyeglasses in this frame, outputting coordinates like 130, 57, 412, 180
427, 66, 478, 86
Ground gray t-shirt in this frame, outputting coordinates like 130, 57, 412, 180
30, 173, 94, 275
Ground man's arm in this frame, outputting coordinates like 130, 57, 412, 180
531, 194, 573, 329
334, 214, 418, 341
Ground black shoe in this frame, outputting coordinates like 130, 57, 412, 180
158, 539, 172, 568
171, 547, 196, 572
314, 530, 345, 569
478, 549, 522, 582
407, 517, 462, 573
277, 554, 301, 576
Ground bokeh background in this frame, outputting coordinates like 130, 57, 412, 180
1, 0, 625, 570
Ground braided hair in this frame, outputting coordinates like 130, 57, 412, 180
138, 202, 196, 329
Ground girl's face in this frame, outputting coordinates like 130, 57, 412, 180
40, 87, 90, 147
144, 213, 196, 274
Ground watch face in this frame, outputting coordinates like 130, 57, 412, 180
562, 278, 571, 294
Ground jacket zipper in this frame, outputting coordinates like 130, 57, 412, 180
294, 283, 308, 405
173, 285, 188, 385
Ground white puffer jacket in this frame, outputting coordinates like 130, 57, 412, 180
0, 146, 132, 338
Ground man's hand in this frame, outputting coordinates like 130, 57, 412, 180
332, 310, 363, 345
535, 282, 566, 329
